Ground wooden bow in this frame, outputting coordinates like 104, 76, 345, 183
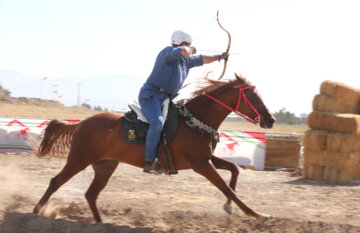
216, 10, 231, 80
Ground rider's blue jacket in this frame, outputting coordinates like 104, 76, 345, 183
139, 46, 203, 98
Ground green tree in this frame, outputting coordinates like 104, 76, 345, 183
0, 84, 11, 100
81, 103, 91, 109
273, 108, 300, 124
93, 105, 103, 111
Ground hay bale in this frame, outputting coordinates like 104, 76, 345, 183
312, 94, 360, 114
303, 149, 360, 184
322, 166, 338, 183
303, 80, 360, 184
304, 130, 360, 153
265, 149, 301, 168
304, 149, 360, 168
320, 80, 360, 107
307, 111, 360, 134
266, 135, 301, 150
265, 134, 301, 168
321, 166, 359, 184
303, 149, 360, 183
327, 132, 360, 153
338, 166, 360, 183
303, 165, 324, 181
303, 130, 327, 151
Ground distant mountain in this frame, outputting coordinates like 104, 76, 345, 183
0, 69, 145, 111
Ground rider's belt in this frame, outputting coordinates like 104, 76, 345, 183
148, 83, 173, 97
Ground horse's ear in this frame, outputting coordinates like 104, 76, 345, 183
235, 73, 245, 84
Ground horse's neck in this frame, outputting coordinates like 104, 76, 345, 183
186, 88, 236, 130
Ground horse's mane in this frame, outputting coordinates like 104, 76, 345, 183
191, 75, 250, 98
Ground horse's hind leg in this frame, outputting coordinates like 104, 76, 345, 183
193, 161, 270, 224
211, 155, 239, 214
33, 155, 89, 214
85, 159, 119, 223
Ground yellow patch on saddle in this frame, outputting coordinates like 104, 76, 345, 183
128, 129, 136, 140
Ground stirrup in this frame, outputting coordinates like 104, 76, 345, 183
143, 161, 164, 175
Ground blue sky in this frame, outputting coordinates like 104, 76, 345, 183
1, 0, 360, 115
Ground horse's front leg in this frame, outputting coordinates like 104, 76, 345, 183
211, 155, 239, 214
193, 160, 270, 224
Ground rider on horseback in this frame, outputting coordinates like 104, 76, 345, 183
139, 30, 229, 174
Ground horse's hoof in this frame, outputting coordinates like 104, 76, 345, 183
223, 203, 233, 214
33, 205, 41, 214
256, 213, 271, 224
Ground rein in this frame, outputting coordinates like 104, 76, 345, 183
203, 85, 263, 125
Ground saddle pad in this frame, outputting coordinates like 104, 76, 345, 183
123, 103, 179, 144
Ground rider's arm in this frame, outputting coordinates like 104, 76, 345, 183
165, 46, 198, 64
203, 52, 229, 64
182, 45, 229, 64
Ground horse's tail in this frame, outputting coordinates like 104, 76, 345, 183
36, 119, 81, 157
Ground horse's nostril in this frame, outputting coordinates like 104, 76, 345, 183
269, 117, 275, 124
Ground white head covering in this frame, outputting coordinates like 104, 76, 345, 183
171, 30, 192, 45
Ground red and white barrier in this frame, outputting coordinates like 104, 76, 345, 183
0, 117, 266, 170
214, 130, 266, 170
0, 117, 80, 152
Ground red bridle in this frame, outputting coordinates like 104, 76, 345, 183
203, 85, 264, 125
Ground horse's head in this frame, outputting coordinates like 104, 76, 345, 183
234, 73, 276, 129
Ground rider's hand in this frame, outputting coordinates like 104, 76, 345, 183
190, 46, 197, 55
220, 52, 229, 61
181, 46, 196, 57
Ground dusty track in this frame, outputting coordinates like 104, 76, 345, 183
0, 153, 359, 233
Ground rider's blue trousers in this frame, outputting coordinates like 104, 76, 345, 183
139, 93, 168, 162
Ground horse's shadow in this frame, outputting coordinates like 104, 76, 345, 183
284, 177, 360, 187
0, 212, 152, 233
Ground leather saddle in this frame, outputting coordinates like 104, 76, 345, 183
124, 98, 170, 138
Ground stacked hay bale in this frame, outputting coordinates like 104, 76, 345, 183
265, 134, 302, 169
304, 80, 360, 183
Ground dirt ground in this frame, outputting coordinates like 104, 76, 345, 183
0, 153, 359, 233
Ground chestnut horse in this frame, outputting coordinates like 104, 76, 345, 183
33, 74, 275, 224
